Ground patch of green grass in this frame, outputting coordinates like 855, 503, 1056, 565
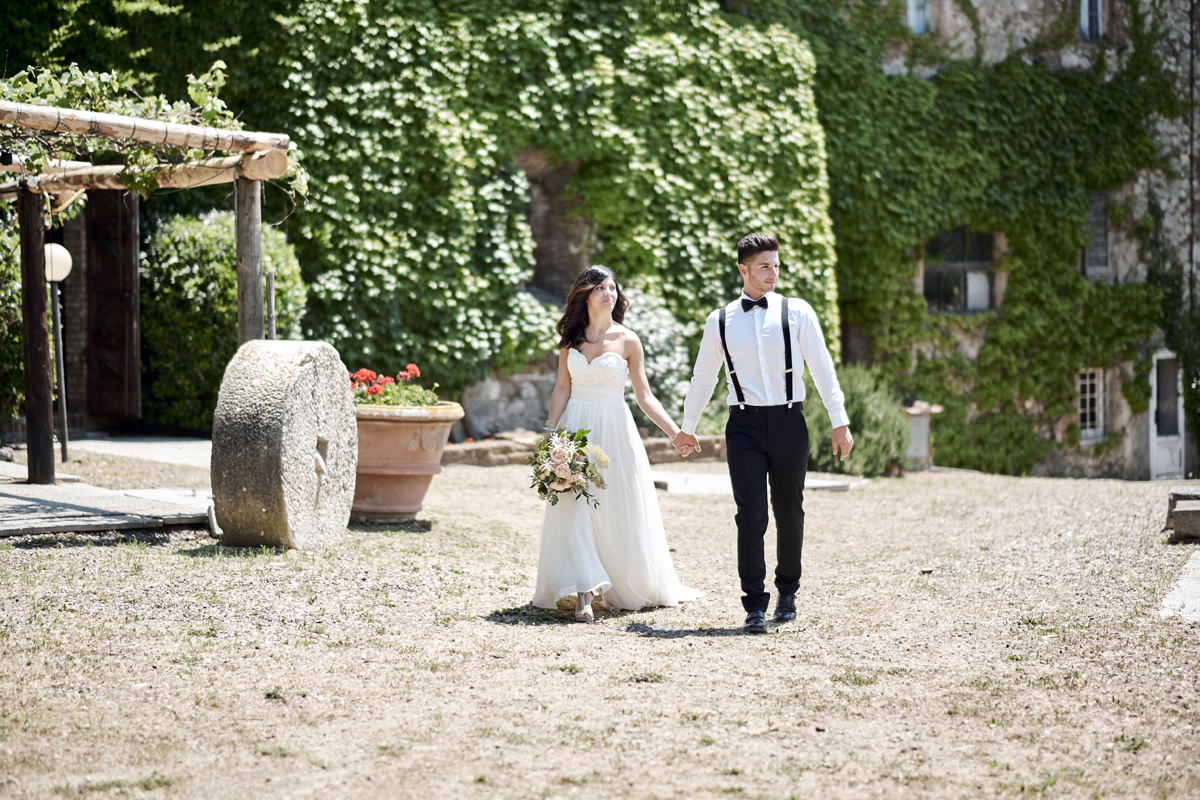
186, 621, 219, 638
631, 672, 665, 684
264, 686, 286, 702
557, 664, 581, 674
831, 668, 876, 686
53, 773, 172, 795
1115, 733, 1148, 753
258, 746, 292, 758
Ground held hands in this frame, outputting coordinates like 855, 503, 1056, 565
832, 425, 854, 461
672, 431, 701, 458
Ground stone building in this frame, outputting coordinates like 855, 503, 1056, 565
896, 0, 1197, 479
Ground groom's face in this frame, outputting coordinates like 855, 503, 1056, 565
738, 250, 780, 298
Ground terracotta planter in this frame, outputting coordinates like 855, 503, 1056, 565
351, 401, 465, 522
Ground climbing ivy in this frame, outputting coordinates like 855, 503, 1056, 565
250, 0, 838, 392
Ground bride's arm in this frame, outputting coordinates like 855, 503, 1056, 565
545, 347, 572, 429
627, 333, 681, 441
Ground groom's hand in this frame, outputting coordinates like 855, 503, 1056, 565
673, 432, 700, 458
832, 426, 854, 461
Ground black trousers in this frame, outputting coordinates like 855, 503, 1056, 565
725, 404, 809, 613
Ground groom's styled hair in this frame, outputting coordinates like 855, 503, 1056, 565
737, 232, 779, 264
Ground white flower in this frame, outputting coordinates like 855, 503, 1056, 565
584, 443, 610, 469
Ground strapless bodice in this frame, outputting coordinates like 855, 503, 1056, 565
567, 348, 628, 402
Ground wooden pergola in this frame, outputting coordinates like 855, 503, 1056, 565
0, 99, 293, 485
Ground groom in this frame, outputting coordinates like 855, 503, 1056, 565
674, 232, 853, 634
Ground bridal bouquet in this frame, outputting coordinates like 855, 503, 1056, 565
529, 427, 609, 507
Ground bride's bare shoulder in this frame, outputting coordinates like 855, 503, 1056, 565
613, 325, 643, 356
612, 322, 638, 340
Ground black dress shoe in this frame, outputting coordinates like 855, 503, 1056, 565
744, 610, 768, 634
774, 593, 797, 622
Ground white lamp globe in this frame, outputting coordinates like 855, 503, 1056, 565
44, 243, 73, 282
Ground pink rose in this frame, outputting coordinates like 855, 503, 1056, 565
553, 463, 573, 479
550, 479, 572, 491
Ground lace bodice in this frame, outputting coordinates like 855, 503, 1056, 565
567, 348, 628, 402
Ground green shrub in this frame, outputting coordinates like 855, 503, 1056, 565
0, 210, 22, 431
140, 211, 305, 434
804, 364, 909, 477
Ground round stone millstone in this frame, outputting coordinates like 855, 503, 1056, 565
211, 340, 357, 549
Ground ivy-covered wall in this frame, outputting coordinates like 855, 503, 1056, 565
253, 0, 840, 393
742, 0, 1183, 474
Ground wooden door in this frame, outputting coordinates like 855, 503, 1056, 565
85, 190, 141, 418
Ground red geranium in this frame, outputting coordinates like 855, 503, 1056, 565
349, 362, 439, 406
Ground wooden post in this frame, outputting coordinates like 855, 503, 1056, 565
18, 185, 54, 484
235, 177, 263, 345
51, 281, 69, 461
265, 271, 277, 340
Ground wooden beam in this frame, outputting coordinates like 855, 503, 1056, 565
0, 153, 91, 173
235, 177, 264, 345
37, 150, 288, 193
0, 99, 290, 152
18, 185, 54, 484
0, 150, 289, 197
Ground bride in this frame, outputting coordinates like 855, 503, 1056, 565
532, 265, 702, 622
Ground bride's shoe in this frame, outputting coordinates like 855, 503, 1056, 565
575, 592, 595, 623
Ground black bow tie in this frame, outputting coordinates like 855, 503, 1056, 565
741, 296, 768, 312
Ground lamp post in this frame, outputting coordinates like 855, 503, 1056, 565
44, 243, 72, 462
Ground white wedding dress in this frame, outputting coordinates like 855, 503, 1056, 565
532, 348, 702, 611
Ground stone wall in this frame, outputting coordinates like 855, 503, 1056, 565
455, 353, 559, 441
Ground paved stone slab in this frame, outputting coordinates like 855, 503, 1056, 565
0, 460, 81, 483
0, 481, 207, 537
71, 436, 212, 469
1160, 551, 1200, 622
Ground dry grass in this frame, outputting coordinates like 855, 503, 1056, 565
0, 455, 1197, 799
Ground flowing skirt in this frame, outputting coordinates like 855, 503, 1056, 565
532, 396, 701, 611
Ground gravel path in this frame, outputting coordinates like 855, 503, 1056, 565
0, 453, 1196, 799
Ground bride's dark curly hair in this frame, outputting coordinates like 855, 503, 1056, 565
556, 265, 629, 349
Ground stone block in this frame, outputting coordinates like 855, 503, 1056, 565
211, 340, 357, 549
1165, 486, 1200, 530
1169, 499, 1200, 542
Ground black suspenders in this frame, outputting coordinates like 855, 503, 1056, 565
718, 297, 794, 410
718, 307, 747, 409
780, 297, 794, 408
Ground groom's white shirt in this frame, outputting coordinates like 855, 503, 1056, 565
680, 291, 850, 435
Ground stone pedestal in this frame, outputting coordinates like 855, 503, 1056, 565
903, 401, 943, 471
211, 340, 357, 548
